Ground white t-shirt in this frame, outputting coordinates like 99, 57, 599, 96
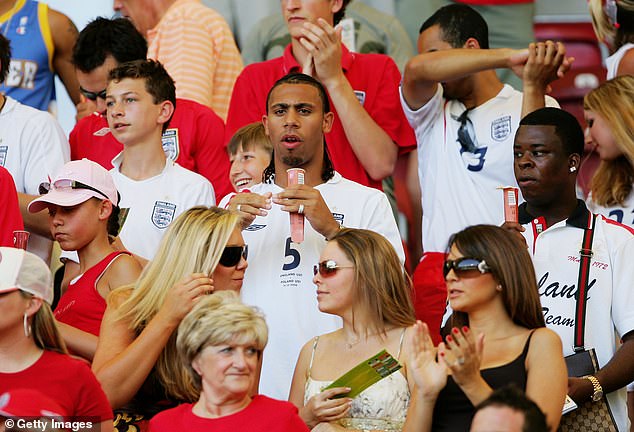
605, 43, 634, 79
519, 202, 634, 431
219, 172, 404, 400
587, 190, 634, 229
400, 84, 558, 253
111, 153, 215, 260
0, 96, 69, 262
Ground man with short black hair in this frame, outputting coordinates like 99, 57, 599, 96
510, 107, 634, 431
401, 3, 569, 342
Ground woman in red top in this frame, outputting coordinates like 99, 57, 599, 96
0, 247, 113, 431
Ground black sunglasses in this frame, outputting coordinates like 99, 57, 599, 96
219, 245, 248, 267
39, 179, 110, 200
457, 109, 478, 154
313, 260, 354, 277
80, 87, 107, 101
443, 257, 491, 279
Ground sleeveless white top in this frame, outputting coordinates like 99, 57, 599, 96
303, 332, 410, 431
605, 42, 634, 79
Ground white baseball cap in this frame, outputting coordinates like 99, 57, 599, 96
0, 247, 53, 304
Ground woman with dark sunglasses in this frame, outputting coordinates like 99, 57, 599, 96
403, 225, 566, 432
289, 228, 416, 431
92, 206, 248, 430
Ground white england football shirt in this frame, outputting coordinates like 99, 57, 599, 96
111, 154, 215, 260
400, 84, 558, 253
219, 171, 404, 400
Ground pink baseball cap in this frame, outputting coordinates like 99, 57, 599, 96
0, 247, 54, 304
28, 158, 119, 213
0, 388, 66, 419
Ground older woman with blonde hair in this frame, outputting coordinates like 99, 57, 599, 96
148, 291, 308, 431
289, 228, 416, 431
92, 206, 248, 429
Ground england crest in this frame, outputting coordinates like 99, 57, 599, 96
0, 146, 7, 166
161, 128, 180, 161
491, 116, 511, 141
151, 201, 177, 229
353, 90, 366, 106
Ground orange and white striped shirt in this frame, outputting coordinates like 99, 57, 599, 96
146, 0, 243, 120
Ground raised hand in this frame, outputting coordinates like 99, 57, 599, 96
439, 326, 484, 388
228, 191, 272, 229
156, 273, 213, 326
273, 184, 341, 239
299, 18, 345, 87
407, 321, 448, 400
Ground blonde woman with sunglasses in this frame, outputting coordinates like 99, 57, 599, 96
289, 228, 416, 431
92, 206, 248, 430
403, 225, 566, 432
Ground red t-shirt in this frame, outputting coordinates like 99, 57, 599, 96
0, 166, 23, 247
148, 395, 309, 432
0, 350, 113, 422
55, 251, 130, 336
225, 44, 416, 190
69, 98, 233, 199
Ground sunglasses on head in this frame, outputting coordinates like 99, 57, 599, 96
457, 109, 478, 154
80, 87, 107, 101
443, 257, 491, 279
219, 245, 248, 267
313, 260, 354, 277
39, 179, 110, 200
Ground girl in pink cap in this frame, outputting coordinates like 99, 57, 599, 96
28, 158, 142, 361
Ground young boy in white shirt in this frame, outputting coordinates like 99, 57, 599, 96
105, 60, 215, 261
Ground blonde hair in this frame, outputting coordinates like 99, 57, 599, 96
327, 228, 415, 337
585, 75, 634, 206
113, 206, 240, 401
20, 292, 68, 355
176, 291, 268, 393
589, 0, 634, 48
227, 122, 273, 156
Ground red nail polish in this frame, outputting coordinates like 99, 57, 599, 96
446, 335, 453, 343
452, 328, 459, 334
462, 326, 469, 333
439, 352, 445, 357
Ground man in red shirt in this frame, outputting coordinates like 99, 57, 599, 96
70, 17, 232, 198
225, 0, 415, 191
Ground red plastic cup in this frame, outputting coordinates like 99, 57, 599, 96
287, 168, 305, 243
13, 230, 30, 250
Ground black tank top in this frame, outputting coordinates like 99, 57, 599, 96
431, 331, 535, 431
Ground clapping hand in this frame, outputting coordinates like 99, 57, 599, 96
439, 326, 484, 388
407, 321, 448, 401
